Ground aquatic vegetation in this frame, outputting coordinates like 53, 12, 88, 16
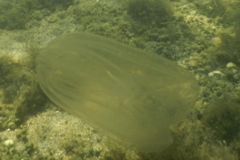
36, 32, 199, 152
203, 94, 240, 143
192, 0, 226, 17
0, 56, 25, 104
214, 31, 240, 65
221, 0, 240, 26
0, 0, 74, 29
126, 0, 173, 25
0, 55, 47, 130
210, 6, 240, 66
202, 0, 240, 67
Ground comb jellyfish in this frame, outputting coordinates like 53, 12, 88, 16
36, 32, 199, 152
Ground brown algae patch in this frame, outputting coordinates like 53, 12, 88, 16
36, 32, 199, 152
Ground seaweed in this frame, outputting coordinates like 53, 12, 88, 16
0, 54, 48, 130
210, 1, 240, 66
126, 0, 173, 26
213, 31, 240, 65
0, 0, 74, 30
203, 94, 240, 143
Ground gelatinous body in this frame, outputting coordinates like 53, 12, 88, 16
36, 32, 199, 152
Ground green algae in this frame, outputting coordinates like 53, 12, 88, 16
203, 94, 240, 143
0, 0, 74, 30
126, 0, 172, 25
0, 54, 47, 130
36, 32, 199, 152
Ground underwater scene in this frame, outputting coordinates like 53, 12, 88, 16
0, 0, 240, 159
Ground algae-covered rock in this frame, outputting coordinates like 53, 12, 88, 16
0, 54, 47, 130
36, 32, 199, 152
25, 110, 141, 160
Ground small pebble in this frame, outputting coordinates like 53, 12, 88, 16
4, 139, 14, 146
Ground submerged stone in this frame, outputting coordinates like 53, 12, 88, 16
36, 32, 199, 152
